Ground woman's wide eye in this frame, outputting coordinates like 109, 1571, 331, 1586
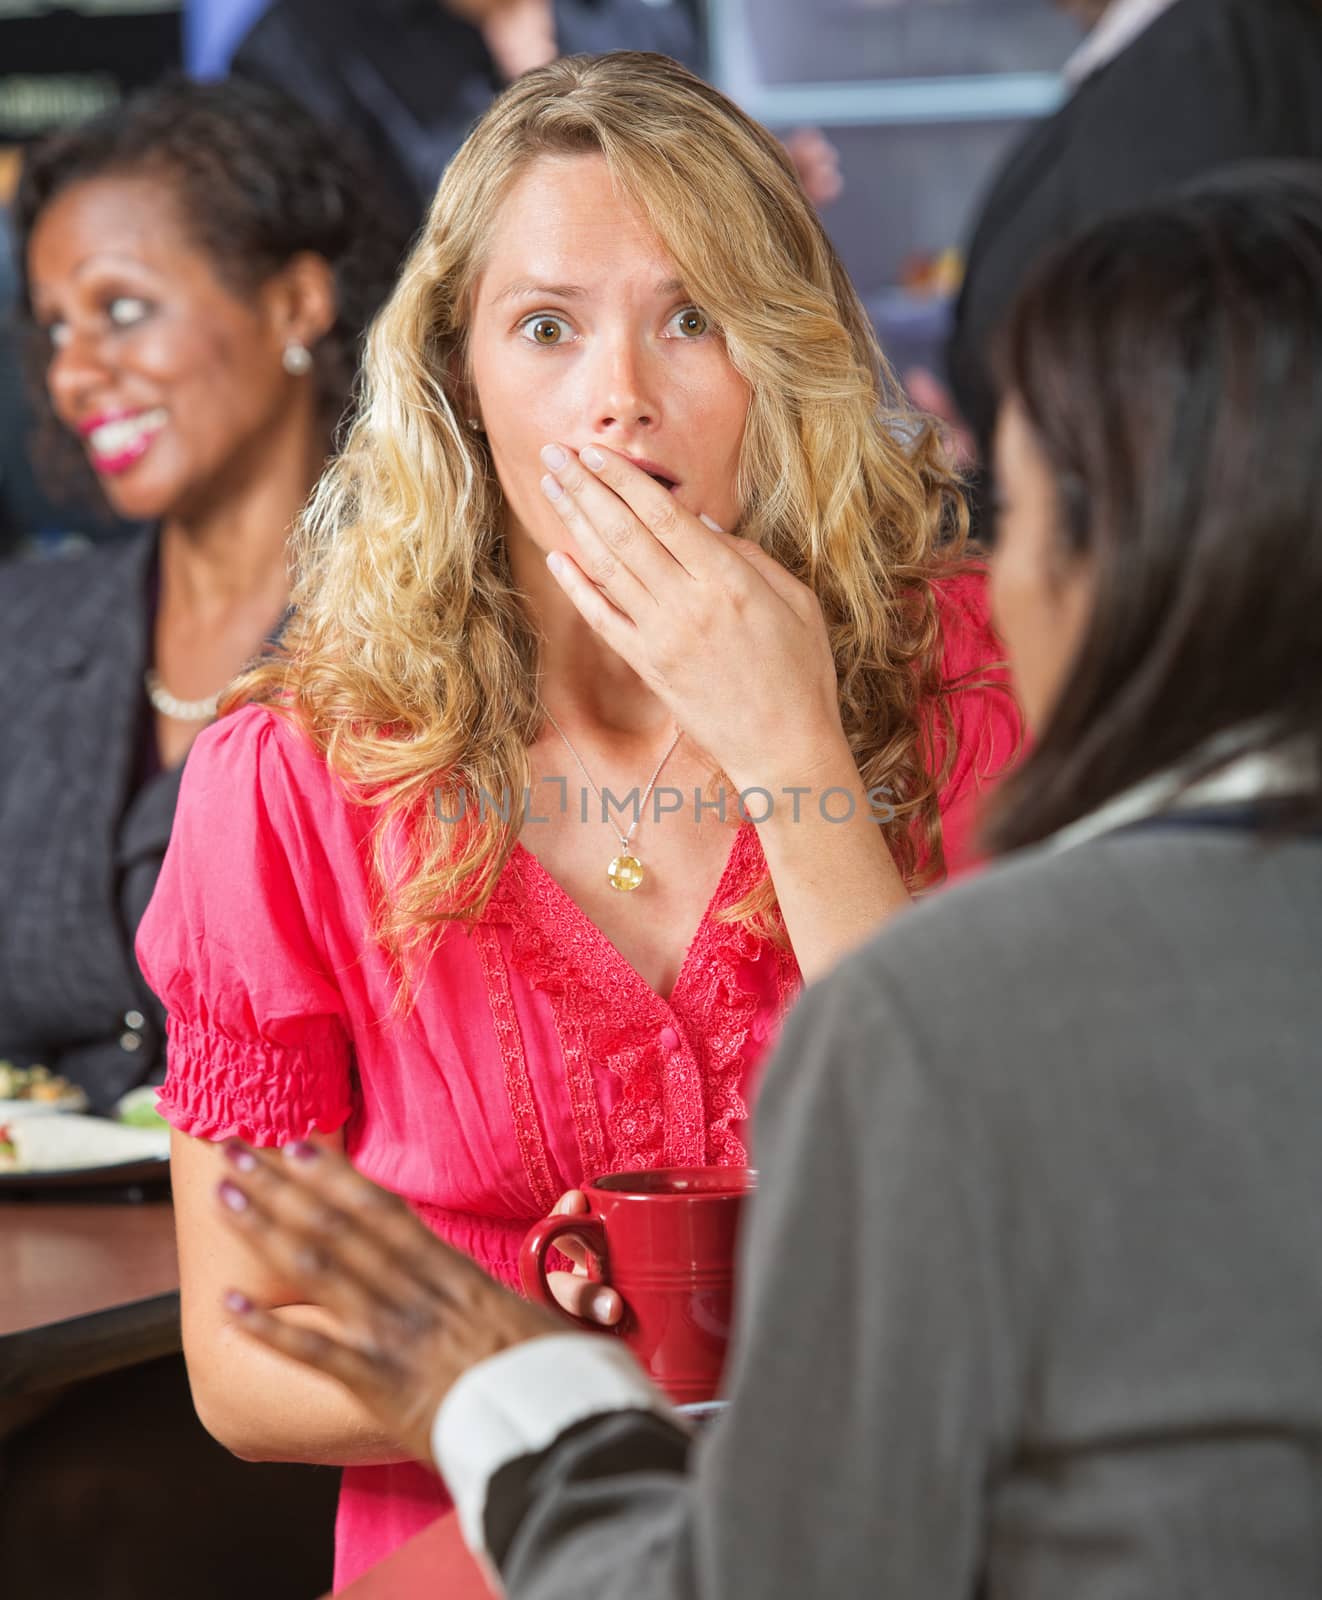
667, 307, 709, 339
108, 296, 150, 328
519, 315, 571, 346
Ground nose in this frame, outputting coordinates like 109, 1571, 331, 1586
588, 329, 660, 435
46, 325, 115, 422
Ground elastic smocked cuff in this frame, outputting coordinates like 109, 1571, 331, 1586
157, 1012, 352, 1147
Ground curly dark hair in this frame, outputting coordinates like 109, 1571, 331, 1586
14, 75, 408, 494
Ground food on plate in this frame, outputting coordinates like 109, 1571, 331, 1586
0, 1060, 89, 1112
115, 1085, 168, 1129
0, 1113, 170, 1173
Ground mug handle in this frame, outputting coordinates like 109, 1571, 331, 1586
518, 1212, 611, 1330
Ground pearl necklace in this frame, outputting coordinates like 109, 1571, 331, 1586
542, 709, 683, 893
144, 669, 220, 723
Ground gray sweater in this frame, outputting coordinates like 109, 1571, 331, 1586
489, 821, 1322, 1598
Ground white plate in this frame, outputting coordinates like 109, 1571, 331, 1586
1, 1113, 170, 1173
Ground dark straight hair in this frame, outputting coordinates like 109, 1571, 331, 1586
985, 165, 1322, 853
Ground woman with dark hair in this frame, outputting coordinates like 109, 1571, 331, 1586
987, 158, 1322, 848
210, 171, 1322, 1598
0, 77, 405, 1112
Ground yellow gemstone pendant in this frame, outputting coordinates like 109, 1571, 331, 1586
607, 852, 645, 892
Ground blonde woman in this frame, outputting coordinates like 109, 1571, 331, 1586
136, 53, 1020, 1588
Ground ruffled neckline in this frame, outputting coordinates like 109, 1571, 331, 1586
489, 820, 759, 1007
476, 821, 798, 1175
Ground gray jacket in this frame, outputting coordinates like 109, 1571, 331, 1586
489, 820, 1322, 1597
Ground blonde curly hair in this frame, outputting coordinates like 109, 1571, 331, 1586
230, 51, 977, 980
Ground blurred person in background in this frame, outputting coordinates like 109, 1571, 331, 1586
0, 77, 405, 1116
214, 166, 1322, 1600
226, 0, 707, 226
217, 0, 841, 230
909, 0, 1322, 493
134, 52, 1018, 1590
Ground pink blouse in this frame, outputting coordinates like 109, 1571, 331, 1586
135, 569, 1019, 1589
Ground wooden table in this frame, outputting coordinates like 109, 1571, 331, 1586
332, 1511, 497, 1599
1, 1197, 492, 1596
0, 1198, 180, 1402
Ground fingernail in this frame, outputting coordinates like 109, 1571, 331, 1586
218, 1179, 249, 1212
540, 443, 568, 470
283, 1140, 320, 1162
223, 1141, 256, 1173
580, 445, 605, 471
547, 550, 567, 577
224, 1290, 253, 1315
540, 473, 564, 501
700, 513, 724, 532
592, 1289, 616, 1322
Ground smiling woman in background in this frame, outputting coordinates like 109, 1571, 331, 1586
0, 77, 404, 1113
134, 52, 1019, 1589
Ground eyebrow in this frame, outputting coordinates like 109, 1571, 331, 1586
28, 256, 151, 314
72, 253, 157, 280
492, 277, 688, 305
29, 254, 161, 307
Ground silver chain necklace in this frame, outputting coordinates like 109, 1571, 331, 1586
143, 669, 220, 722
542, 708, 683, 893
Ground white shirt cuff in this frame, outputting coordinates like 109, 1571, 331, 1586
432, 1334, 680, 1562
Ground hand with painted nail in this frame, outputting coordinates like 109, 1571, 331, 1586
214, 1139, 562, 1466
544, 1188, 623, 1328
539, 441, 846, 795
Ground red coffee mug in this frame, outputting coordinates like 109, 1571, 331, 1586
519, 1166, 756, 1405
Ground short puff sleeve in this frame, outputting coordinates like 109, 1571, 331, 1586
135, 704, 353, 1146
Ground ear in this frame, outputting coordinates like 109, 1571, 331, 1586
259, 251, 338, 352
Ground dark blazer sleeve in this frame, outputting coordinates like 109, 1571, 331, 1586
488, 958, 1012, 1600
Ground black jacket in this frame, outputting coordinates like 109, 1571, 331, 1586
0, 535, 177, 1111
232, 0, 705, 227
948, 0, 1322, 467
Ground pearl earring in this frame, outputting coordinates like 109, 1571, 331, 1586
282, 342, 313, 376
467, 416, 483, 432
